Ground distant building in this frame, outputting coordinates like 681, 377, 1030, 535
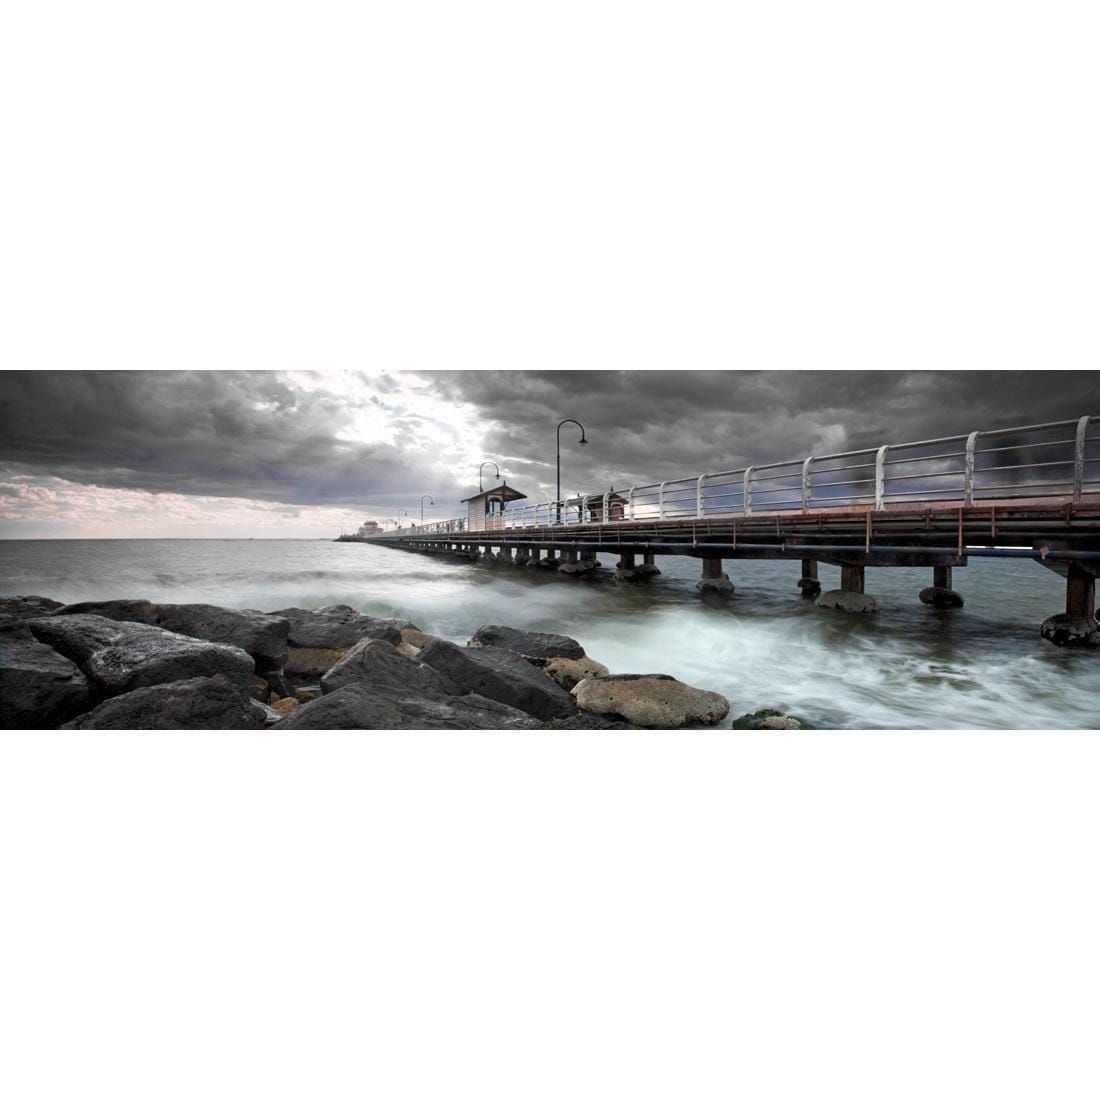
356, 520, 382, 536
461, 483, 528, 531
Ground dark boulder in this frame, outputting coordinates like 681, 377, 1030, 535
272, 682, 540, 730
0, 626, 94, 729
418, 640, 576, 720
271, 605, 402, 648
56, 600, 290, 671
61, 675, 265, 730
27, 614, 255, 696
321, 639, 454, 697
467, 624, 585, 665
0, 595, 64, 628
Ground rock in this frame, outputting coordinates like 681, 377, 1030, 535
320, 638, 453, 698
263, 669, 295, 699
56, 599, 290, 671
417, 640, 576, 720
270, 605, 402, 648
732, 708, 806, 730
1040, 613, 1100, 647
249, 675, 271, 702
270, 697, 299, 717
0, 626, 94, 729
543, 655, 609, 692
614, 566, 643, 583
815, 590, 879, 614
571, 673, 729, 729
536, 556, 560, 570
636, 562, 661, 577
271, 683, 541, 730
401, 627, 445, 650
537, 711, 641, 729
797, 578, 822, 599
919, 586, 964, 608
26, 614, 255, 696
285, 647, 349, 679
396, 641, 420, 657
0, 595, 64, 627
295, 688, 320, 703
697, 575, 735, 599
61, 675, 264, 730
467, 625, 585, 665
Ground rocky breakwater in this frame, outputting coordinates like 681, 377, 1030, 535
2, 598, 777, 731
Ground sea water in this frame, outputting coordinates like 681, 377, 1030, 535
1, 539, 1097, 729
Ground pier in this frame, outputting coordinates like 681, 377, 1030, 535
369, 416, 1100, 646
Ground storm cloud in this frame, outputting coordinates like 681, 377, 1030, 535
1, 370, 1096, 529
421, 370, 1100, 501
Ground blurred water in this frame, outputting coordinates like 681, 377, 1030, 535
1, 539, 1097, 729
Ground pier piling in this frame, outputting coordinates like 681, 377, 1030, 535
697, 555, 734, 599
797, 559, 821, 599
920, 563, 964, 608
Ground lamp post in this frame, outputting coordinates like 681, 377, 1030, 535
420, 495, 434, 523
479, 461, 501, 492
556, 419, 588, 524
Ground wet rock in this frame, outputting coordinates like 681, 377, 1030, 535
418, 640, 576, 720
613, 566, 643, 583
270, 697, 299, 717
571, 673, 729, 729
272, 682, 540, 730
396, 641, 421, 657
536, 556, 560, 570
797, 578, 822, 599
56, 599, 290, 671
1040, 613, 1100, 647
250, 675, 271, 703
401, 627, 445, 650
285, 647, 349, 679
27, 614, 255, 696
271, 605, 402, 649
537, 711, 641, 730
61, 675, 264, 730
295, 688, 320, 703
919, 586, 964, 608
732, 708, 806, 730
815, 590, 879, 614
320, 638, 453, 698
468, 625, 585, 665
0, 595, 64, 627
0, 626, 94, 729
543, 655, 609, 692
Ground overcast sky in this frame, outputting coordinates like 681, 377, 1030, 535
0, 369, 1095, 537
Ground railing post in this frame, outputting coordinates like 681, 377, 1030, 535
628, 488, 636, 521
1074, 415, 1089, 501
659, 481, 668, 520
964, 431, 979, 504
874, 445, 888, 511
743, 467, 754, 515
802, 457, 813, 512
696, 475, 705, 518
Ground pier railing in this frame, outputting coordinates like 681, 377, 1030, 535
391, 415, 1100, 535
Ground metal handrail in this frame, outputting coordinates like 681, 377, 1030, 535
381, 415, 1098, 535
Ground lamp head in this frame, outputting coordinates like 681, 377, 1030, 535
579, 436, 588, 446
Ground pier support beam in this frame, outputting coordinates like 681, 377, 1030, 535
697, 555, 734, 600
499, 545, 513, 563
816, 563, 878, 614
559, 548, 583, 575
614, 551, 641, 583
797, 559, 821, 599
1040, 564, 1099, 647
525, 547, 542, 568
920, 563, 964, 608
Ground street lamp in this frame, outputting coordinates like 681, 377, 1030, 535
556, 419, 588, 523
420, 494, 434, 523
479, 461, 501, 492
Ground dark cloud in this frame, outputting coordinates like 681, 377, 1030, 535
2, 370, 1095, 518
422, 370, 1099, 500
0, 371, 462, 509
